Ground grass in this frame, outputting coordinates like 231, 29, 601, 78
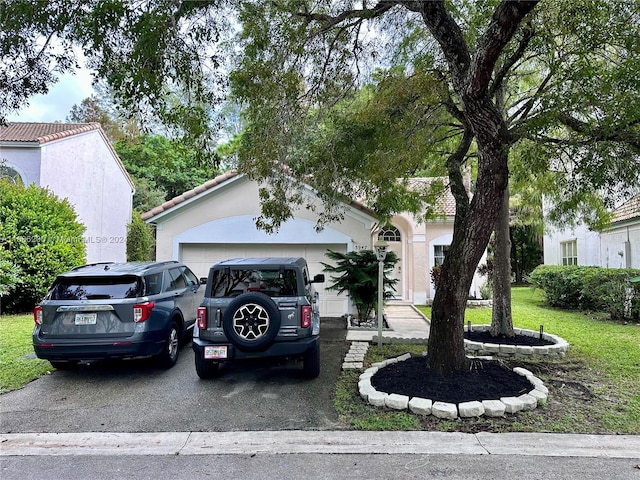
0, 313, 53, 394
335, 286, 640, 433
3, 288, 639, 433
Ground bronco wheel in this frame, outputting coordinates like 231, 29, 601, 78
195, 353, 220, 379
303, 344, 320, 378
158, 321, 180, 368
222, 292, 280, 352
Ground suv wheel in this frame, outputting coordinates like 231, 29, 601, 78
50, 360, 79, 370
303, 345, 320, 378
195, 354, 220, 379
222, 292, 281, 352
158, 321, 180, 368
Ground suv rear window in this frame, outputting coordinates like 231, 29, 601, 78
210, 269, 298, 298
48, 276, 142, 300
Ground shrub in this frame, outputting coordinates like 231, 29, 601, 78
0, 181, 86, 313
126, 211, 155, 261
529, 265, 640, 320
322, 249, 399, 322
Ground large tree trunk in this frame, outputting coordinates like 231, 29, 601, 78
421, 0, 538, 375
490, 185, 514, 337
427, 101, 510, 375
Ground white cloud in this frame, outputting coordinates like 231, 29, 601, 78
7, 68, 95, 123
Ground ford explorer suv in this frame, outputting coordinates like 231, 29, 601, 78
193, 257, 325, 379
33, 261, 204, 369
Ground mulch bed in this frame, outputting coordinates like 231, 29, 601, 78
464, 330, 554, 347
370, 357, 533, 404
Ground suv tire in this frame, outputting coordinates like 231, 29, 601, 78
222, 292, 281, 352
158, 321, 180, 368
303, 344, 320, 378
195, 355, 220, 379
50, 360, 79, 370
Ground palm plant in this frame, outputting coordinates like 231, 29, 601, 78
322, 249, 399, 324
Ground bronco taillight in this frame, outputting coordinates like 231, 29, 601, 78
197, 307, 207, 329
301, 305, 312, 328
34, 306, 43, 325
133, 302, 155, 322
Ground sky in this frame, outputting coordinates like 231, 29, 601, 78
7, 69, 96, 123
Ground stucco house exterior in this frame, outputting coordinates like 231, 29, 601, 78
543, 195, 640, 269
142, 171, 486, 316
0, 122, 135, 262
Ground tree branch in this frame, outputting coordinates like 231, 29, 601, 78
468, 1, 539, 98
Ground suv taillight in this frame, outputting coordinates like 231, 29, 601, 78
197, 307, 207, 329
301, 305, 312, 328
133, 302, 155, 322
34, 306, 43, 325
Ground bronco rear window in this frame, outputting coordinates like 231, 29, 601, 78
210, 269, 297, 298
47, 276, 142, 300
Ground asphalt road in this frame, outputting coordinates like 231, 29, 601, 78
3, 453, 640, 480
0, 317, 349, 434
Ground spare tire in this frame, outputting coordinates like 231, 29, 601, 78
222, 292, 281, 352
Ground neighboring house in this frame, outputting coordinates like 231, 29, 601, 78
0, 122, 135, 262
142, 171, 486, 316
543, 195, 640, 269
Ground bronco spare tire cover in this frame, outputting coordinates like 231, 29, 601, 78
222, 292, 281, 352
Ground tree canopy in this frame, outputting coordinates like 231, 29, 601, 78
2, 0, 639, 373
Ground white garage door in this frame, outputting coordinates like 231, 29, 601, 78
180, 243, 348, 317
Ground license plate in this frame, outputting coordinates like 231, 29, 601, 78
204, 346, 227, 359
75, 313, 97, 325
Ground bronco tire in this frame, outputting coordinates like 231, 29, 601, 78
303, 344, 320, 378
195, 353, 220, 379
222, 292, 280, 352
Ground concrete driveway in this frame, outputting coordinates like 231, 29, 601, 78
0, 317, 348, 433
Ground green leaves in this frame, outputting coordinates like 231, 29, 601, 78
322, 249, 399, 322
0, 181, 86, 312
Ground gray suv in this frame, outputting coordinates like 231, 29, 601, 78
193, 257, 324, 379
33, 261, 204, 369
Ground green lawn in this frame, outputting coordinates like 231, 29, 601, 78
0, 313, 53, 394
336, 286, 640, 433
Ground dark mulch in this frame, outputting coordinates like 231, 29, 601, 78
370, 357, 533, 404
464, 330, 554, 347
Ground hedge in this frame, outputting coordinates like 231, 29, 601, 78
529, 265, 640, 320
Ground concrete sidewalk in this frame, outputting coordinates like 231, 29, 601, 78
346, 302, 430, 342
2, 431, 639, 458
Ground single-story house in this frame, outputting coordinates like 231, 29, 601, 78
142, 171, 486, 316
0, 122, 135, 262
543, 194, 640, 269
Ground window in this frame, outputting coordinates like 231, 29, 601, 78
378, 226, 401, 242
0, 166, 23, 185
561, 240, 578, 266
144, 273, 164, 295
48, 276, 141, 300
434, 245, 450, 266
165, 268, 187, 291
210, 269, 298, 298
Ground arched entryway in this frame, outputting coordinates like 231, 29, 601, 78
378, 224, 404, 300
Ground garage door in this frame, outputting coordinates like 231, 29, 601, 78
180, 243, 348, 317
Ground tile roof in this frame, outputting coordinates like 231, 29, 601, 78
1, 122, 135, 190
142, 171, 459, 222
0, 122, 102, 143
141, 170, 240, 220
611, 195, 640, 224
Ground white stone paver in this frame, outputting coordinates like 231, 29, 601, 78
342, 307, 551, 420
432, 402, 458, 419
408, 397, 432, 415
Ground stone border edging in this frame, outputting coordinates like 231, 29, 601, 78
357, 352, 549, 419
464, 325, 570, 358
